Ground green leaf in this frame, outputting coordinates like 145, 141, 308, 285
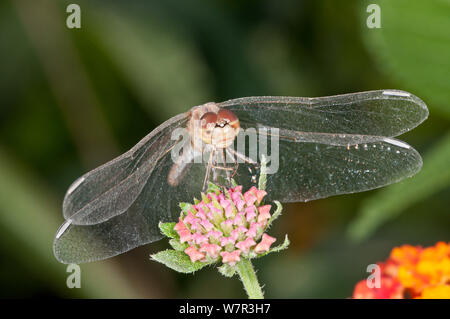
179, 202, 193, 214
266, 201, 283, 229
169, 239, 188, 252
258, 154, 267, 191
254, 235, 290, 259
361, 0, 450, 118
348, 132, 450, 241
207, 182, 221, 194
159, 222, 178, 239
151, 250, 208, 274
218, 264, 237, 278
201, 192, 210, 204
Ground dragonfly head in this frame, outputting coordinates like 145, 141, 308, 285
199, 109, 240, 148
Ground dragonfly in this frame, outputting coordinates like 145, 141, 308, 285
54, 89, 428, 264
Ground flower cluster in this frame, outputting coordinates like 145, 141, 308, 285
353, 242, 450, 299
174, 185, 277, 266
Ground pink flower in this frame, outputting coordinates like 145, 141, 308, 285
255, 188, 267, 204
185, 246, 205, 262
230, 226, 247, 241
189, 219, 202, 232
257, 205, 271, 223
233, 212, 246, 226
200, 219, 214, 231
171, 184, 282, 267
221, 250, 241, 266
230, 191, 241, 202
206, 202, 216, 211
245, 186, 267, 204
207, 193, 218, 201
243, 190, 257, 206
196, 206, 206, 216
246, 222, 261, 238
178, 229, 192, 243
220, 198, 231, 208
231, 226, 248, 239
221, 219, 234, 234
236, 237, 256, 252
199, 243, 221, 259
174, 218, 187, 232
231, 192, 245, 210
196, 210, 206, 220
183, 212, 197, 225
245, 206, 256, 222
191, 233, 208, 245
254, 234, 276, 253
224, 205, 234, 218
220, 236, 236, 246
207, 230, 222, 239
235, 198, 245, 211
231, 185, 243, 193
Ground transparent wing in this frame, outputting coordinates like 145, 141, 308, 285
230, 129, 423, 203
219, 90, 428, 138
62, 112, 188, 225
54, 150, 208, 263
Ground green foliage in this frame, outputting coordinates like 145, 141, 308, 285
218, 263, 237, 278
0, 149, 140, 298
266, 201, 283, 229
87, 2, 212, 120
207, 182, 221, 194
151, 250, 209, 274
179, 202, 194, 215
169, 239, 188, 252
362, 0, 450, 118
258, 155, 267, 191
159, 222, 178, 239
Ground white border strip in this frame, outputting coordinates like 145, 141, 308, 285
382, 90, 411, 97
67, 177, 85, 195
56, 219, 72, 239
383, 138, 410, 149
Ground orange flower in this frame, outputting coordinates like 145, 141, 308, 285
353, 242, 450, 299
352, 276, 404, 299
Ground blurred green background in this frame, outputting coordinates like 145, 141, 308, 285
0, 0, 449, 298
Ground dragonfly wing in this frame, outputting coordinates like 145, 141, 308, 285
54, 146, 209, 263
219, 90, 428, 137
230, 130, 422, 203
63, 112, 188, 225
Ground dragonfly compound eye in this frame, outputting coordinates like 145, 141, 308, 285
200, 112, 218, 129
208, 109, 240, 148
199, 112, 218, 144
217, 109, 239, 129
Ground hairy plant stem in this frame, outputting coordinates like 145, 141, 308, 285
236, 259, 264, 299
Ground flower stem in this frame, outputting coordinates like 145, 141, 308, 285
236, 259, 264, 299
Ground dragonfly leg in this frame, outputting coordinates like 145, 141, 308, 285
223, 150, 232, 185
227, 147, 258, 166
211, 150, 235, 171
211, 165, 235, 171
202, 150, 214, 191
225, 147, 240, 180
212, 149, 220, 183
